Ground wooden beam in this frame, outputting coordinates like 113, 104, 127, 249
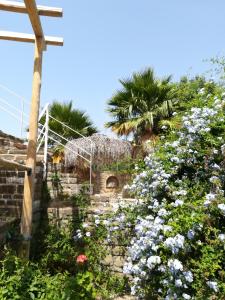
24, 0, 44, 38
21, 37, 43, 257
0, 1, 63, 17
0, 31, 63, 46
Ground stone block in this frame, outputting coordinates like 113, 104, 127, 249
6, 177, 24, 184
13, 194, 23, 200
110, 265, 123, 273
0, 185, 16, 194
18, 171, 26, 178
17, 185, 24, 194
0, 199, 22, 206
0, 171, 6, 177
2, 194, 12, 199
113, 256, 125, 268
6, 171, 17, 177
112, 246, 125, 256
103, 255, 113, 266
67, 177, 78, 184
0, 178, 6, 184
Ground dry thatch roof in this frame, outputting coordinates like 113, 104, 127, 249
65, 134, 132, 167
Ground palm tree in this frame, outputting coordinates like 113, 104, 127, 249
105, 68, 174, 143
41, 101, 97, 144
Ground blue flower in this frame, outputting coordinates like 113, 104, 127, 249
187, 229, 195, 240
168, 259, 183, 273
218, 203, 225, 216
207, 281, 218, 292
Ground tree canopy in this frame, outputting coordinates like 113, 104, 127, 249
105, 68, 174, 144
42, 101, 97, 145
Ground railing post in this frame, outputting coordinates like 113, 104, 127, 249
43, 103, 49, 179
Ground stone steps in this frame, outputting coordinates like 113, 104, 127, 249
0, 153, 44, 164
6, 148, 44, 154
47, 177, 78, 185
7, 149, 28, 154
47, 172, 78, 179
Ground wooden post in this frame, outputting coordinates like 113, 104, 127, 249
20, 37, 43, 258
0, 0, 63, 259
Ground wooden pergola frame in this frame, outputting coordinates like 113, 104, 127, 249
0, 0, 63, 257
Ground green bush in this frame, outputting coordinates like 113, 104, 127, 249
0, 251, 97, 300
104, 86, 225, 299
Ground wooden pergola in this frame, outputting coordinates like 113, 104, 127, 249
0, 0, 63, 257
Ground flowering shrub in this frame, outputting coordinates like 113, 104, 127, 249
76, 254, 88, 264
0, 251, 97, 300
28, 190, 126, 300
107, 88, 225, 299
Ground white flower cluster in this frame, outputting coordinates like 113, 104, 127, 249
123, 209, 194, 298
164, 234, 185, 254
120, 93, 225, 299
218, 203, 225, 216
130, 157, 171, 199
161, 97, 225, 170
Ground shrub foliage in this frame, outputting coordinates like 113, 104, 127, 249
106, 86, 225, 299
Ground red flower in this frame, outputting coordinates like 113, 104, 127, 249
76, 254, 88, 264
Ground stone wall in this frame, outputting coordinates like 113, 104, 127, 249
0, 131, 25, 153
0, 170, 25, 218
47, 164, 93, 199
0, 131, 44, 165
0, 167, 43, 220
46, 162, 133, 274
0, 131, 44, 242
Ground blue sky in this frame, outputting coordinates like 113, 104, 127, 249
0, 0, 224, 138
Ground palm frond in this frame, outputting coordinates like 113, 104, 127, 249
106, 67, 174, 142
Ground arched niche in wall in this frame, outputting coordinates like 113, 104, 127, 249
106, 176, 119, 189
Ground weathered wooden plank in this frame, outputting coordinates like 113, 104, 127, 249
0, 31, 64, 46
0, 0, 63, 17
24, 0, 44, 38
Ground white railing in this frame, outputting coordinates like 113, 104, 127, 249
0, 83, 29, 138
0, 84, 93, 193
37, 103, 93, 191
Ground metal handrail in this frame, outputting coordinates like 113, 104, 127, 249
38, 103, 49, 121
0, 83, 29, 105
0, 84, 29, 138
0, 96, 29, 119
49, 115, 86, 139
48, 135, 91, 164
0, 103, 23, 123
38, 104, 93, 190
48, 128, 91, 157
37, 123, 46, 141
0, 87, 93, 191
37, 131, 45, 153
